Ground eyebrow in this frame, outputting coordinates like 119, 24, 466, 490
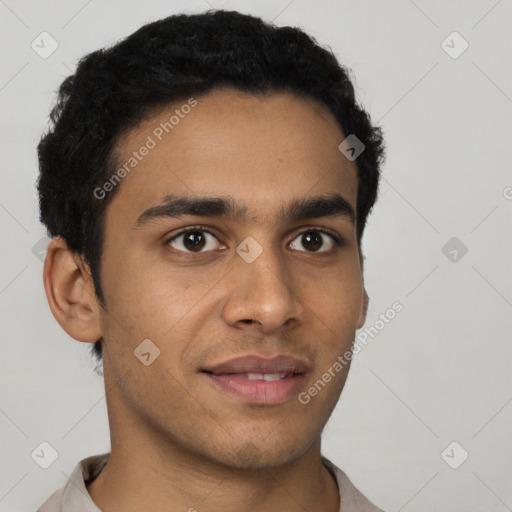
134, 193, 356, 227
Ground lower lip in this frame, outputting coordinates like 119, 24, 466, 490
203, 372, 306, 405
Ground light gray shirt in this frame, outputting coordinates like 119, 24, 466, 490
37, 453, 384, 511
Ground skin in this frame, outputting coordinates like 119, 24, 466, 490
44, 88, 369, 512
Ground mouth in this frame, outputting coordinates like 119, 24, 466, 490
225, 372, 294, 381
200, 355, 308, 405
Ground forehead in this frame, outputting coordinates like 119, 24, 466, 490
106, 89, 358, 224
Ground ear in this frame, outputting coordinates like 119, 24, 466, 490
43, 237, 103, 343
356, 288, 369, 330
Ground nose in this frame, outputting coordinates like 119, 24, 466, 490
222, 245, 304, 335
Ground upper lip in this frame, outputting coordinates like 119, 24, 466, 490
202, 355, 309, 375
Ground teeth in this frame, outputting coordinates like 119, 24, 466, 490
247, 372, 288, 381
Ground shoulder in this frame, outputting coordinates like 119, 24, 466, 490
322, 456, 385, 512
36, 486, 64, 512
35, 453, 109, 512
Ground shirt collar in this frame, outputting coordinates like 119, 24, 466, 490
61, 452, 109, 511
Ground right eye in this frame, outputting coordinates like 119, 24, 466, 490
166, 227, 224, 253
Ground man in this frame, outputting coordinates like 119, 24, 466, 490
37, 9, 385, 512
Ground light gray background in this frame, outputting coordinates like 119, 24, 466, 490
1, 0, 511, 510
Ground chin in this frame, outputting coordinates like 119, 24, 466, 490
202, 431, 315, 471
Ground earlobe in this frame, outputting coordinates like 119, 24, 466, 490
43, 237, 103, 343
357, 289, 369, 330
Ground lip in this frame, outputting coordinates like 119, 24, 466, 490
202, 354, 309, 375
201, 355, 309, 405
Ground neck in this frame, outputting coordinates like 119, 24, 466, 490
87, 422, 340, 512
88, 444, 339, 512
86, 369, 340, 512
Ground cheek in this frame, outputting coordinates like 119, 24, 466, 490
102, 252, 221, 338
302, 264, 363, 334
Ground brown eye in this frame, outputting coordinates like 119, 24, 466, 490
183, 231, 206, 251
168, 229, 220, 253
289, 229, 337, 253
302, 231, 322, 251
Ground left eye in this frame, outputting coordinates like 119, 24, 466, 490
289, 229, 338, 252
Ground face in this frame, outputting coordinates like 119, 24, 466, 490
95, 89, 367, 469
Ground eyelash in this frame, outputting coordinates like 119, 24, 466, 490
164, 225, 343, 254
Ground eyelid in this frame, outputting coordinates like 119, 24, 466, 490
291, 225, 341, 241
164, 224, 222, 247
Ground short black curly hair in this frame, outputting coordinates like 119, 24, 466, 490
37, 9, 385, 367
